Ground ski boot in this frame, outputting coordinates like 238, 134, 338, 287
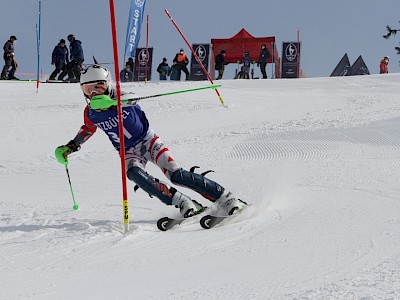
172, 191, 205, 218
216, 191, 248, 215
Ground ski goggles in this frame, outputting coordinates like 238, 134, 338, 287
81, 81, 107, 96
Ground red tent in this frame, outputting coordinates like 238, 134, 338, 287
211, 28, 280, 78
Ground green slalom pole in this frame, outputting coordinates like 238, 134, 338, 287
65, 164, 79, 211
90, 84, 222, 110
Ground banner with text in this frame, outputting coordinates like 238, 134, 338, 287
281, 42, 301, 78
189, 44, 210, 81
134, 47, 153, 81
125, 0, 146, 58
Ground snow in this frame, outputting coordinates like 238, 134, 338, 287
1, 74, 400, 299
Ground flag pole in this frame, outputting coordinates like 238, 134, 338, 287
297, 28, 300, 78
109, 0, 130, 233
36, 0, 42, 92
145, 14, 149, 82
164, 9, 225, 107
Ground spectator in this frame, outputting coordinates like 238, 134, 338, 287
241, 52, 252, 79
120, 62, 133, 82
173, 48, 189, 80
157, 57, 170, 80
215, 50, 226, 80
169, 61, 178, 80
49, 39, 69, 81
1, 35, 18, 80
379, 56, 389, 74
127, 57, 134, 72
61, 34, 84, 82
257, 44, 270, 79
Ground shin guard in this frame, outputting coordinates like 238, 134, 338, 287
170, 168, 224, 201
127, 166, 174, 205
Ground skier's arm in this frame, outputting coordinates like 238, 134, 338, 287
72, 105, 97, 146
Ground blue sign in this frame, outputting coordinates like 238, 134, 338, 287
125, 0, 146, 57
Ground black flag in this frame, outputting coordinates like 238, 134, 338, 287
349, 55, 370, 75
330, 53, 351, 76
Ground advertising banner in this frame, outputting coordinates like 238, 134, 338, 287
134, 47, 153, 81
125, 0, 146, 57
281, 42, 301, 78
189, 44, 210, 81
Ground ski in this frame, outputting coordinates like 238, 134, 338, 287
200, 214, 228, 229
200, 205, 249, 229
157, 206, 207, 231
157, 217, 185, 231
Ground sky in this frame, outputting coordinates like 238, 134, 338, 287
1, 74, 400, 298
1, 0, 400, 80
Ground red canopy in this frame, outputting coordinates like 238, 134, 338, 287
211, 28, 280, 78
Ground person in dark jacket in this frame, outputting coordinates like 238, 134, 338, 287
49, 39, 69, 80
120, 62, 133, 82
173, 48, 189, 80
215, 50, 226, 80
1, 35, 18, 80
60, 34, 84, 82
257, 44, 271, 79
157, 58, 170, 80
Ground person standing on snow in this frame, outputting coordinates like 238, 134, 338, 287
215, 50, 226, 80
60, 34, 84, 82
157, 57, 170, 80
241, 52, 252, 79
1, 35, 18, 80
54, 64, 247, 218
257, 44, 270, 79
379, 56, 389, 74
173, 48, 190, 80
49, 39, 69, 81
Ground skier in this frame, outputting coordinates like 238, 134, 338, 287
54, 64, 247, 218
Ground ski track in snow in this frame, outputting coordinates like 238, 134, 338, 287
227, 119, 400, 165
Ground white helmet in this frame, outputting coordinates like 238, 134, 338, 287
80, 64, 112, 95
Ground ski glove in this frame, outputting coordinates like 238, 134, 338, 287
55, 140, 80, 165
90, 95, 116, 110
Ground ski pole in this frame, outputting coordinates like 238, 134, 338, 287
90, 84, 221, 110
64, 164, 79, 211
125, 84, 222, 104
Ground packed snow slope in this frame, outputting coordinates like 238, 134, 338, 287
1, 74, 400, 299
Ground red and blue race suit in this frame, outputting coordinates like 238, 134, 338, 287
72, 95, 149, 150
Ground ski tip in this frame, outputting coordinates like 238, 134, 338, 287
200, 215, 214, 229
157, 217, 172, 231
